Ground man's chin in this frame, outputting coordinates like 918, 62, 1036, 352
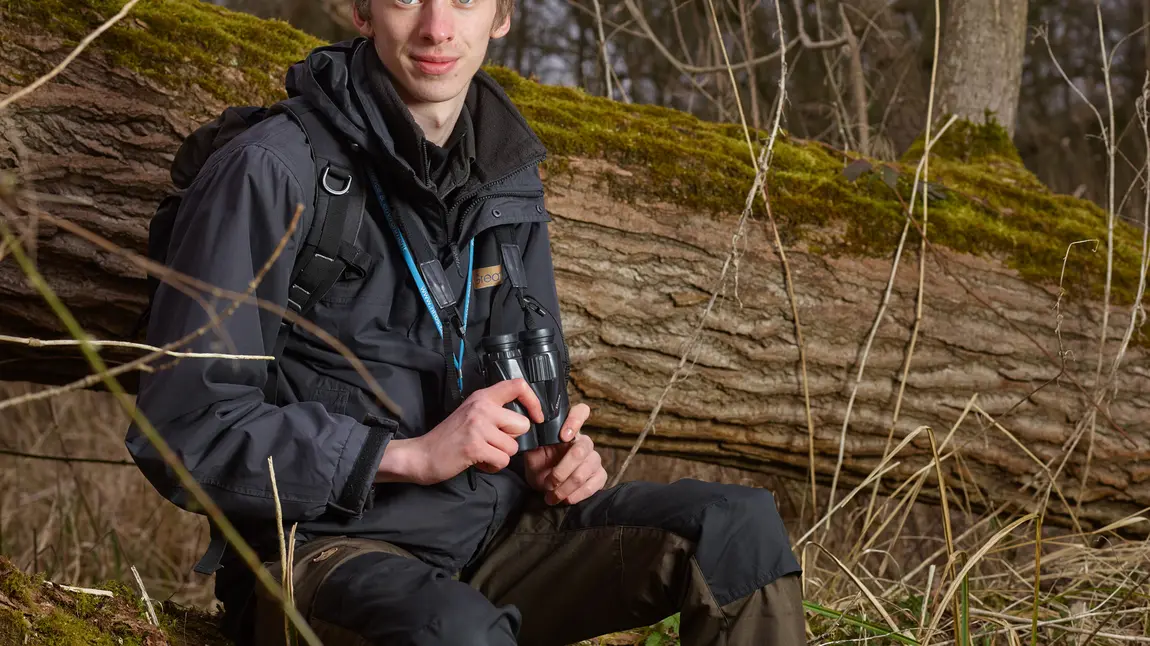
403, 78, 469, 104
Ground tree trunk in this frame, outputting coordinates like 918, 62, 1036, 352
934, 0, 1029, 136
2, 0, 1148, 534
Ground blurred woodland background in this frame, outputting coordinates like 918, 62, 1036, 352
212, 0, 1150, 218
3, 0, 1150, 644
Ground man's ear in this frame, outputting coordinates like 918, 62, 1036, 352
351, 3, 375, 38
490, 12, 512, 40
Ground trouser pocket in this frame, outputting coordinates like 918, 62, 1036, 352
252, 536, 415, 646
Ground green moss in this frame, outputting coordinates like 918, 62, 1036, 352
0, 607, 29, 644
0, 562, 34, 606
4, 0, 1146, 311
31, 608, 120, 645
3, 0, 322, 106
902, 112, 1024, 165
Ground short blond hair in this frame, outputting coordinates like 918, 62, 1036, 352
354, 0, 515, 26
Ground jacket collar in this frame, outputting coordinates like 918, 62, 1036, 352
287, 38, 546, 196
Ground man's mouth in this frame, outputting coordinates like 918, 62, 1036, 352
411, 54, 459, 76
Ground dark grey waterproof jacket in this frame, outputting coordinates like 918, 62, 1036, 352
126, 39, 559, 575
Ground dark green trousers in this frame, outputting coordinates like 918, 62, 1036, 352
252, 479, 807, 646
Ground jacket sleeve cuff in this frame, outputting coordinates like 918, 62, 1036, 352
328, 415, 396, 517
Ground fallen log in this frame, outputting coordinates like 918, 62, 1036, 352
2, 0, 1149, 533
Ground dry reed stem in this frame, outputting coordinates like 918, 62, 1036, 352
0, 205, 303, 414
751, 0, 819, 526
810, 541, 914, 641
1105, 83, 1150, 401
832, 114, 959, 525
130, 564, 159, 626
797, 425, 930, 546
861, 394, 976, 576
269, 457, 293, 645
920, 513, 1040, 646
876, 0, 943, 536
823, 394, 974, 595
610, 0, 791, 487
589, 0, 613, 100
1075, 3, 1123, 533
33, 211, 402, 418
0, 215, 325, 646
925, 427, 961, 645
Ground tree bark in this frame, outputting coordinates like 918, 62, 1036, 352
934, 0, 1029, 136
2, 2, 1148, 535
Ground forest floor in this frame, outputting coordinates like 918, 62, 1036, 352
7, 377, 1150, 646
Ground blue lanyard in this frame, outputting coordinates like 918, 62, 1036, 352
366, 169, 474, 391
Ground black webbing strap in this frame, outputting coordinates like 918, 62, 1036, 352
261, 103, 367, 404
490, 226, 572, 387
380, 190, 469, 414
491, 226, 534, 331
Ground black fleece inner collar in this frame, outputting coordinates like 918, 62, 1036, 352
357, 40, 545, 188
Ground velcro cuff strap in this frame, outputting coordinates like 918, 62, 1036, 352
331, 418, 395, 517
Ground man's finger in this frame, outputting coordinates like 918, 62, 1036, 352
559, 403, 591, 442
486, 379, 544, 424
484, 421, 522, 456
491, 405, 532, 438
561, 467, 609, 506
551, 452, 602, 502
473, 444, 512, 473
547, 435, 594, 490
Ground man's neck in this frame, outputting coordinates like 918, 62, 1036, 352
403, 94, 468, 148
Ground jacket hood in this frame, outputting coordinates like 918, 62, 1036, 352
285, 38, 547, 189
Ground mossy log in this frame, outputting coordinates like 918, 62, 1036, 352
2, 0, 1150, 535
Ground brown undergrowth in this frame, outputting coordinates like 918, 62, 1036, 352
6, 378, 1150, 645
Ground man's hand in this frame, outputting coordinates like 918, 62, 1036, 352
522, 403, 607, 506
376, 379, 544, 485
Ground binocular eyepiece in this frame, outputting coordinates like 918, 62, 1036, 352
478, 327, 569, 452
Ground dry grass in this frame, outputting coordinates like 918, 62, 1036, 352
6, 378, 1150, 646
2, 2, 1149, 646
0, 380, 215, 612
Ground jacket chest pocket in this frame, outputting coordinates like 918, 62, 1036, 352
307, 249, 397, 343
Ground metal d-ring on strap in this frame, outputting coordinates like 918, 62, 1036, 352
322, 166, 353, 196
365, 168, 474, 392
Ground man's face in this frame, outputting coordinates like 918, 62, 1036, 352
355, 0, 511, 105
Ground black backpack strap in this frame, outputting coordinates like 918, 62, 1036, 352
262, 100, 369, 404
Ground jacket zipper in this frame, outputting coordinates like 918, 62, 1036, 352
447, 154, 548, 271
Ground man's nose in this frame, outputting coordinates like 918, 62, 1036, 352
419, 1, 454, 44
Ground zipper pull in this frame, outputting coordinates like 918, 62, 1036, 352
451, 242, 464, 278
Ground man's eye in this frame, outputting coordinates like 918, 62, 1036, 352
397, 0, 421, 5
456, 0, 475, 5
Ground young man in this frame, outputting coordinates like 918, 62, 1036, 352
126, 0, 806, 643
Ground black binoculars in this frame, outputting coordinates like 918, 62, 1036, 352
478, 327, 570, 452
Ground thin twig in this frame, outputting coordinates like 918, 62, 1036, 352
590, 0, 613, 100
0, 216, 325, 646
828, 115, 959, 523
0, 0, 145, 112
749, 0, 820, 526
0, 447, 133, 466
0, 334, 274, 361
0, 205, 304, 414
610, 0, 791, 487
33, 210, 402, 418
